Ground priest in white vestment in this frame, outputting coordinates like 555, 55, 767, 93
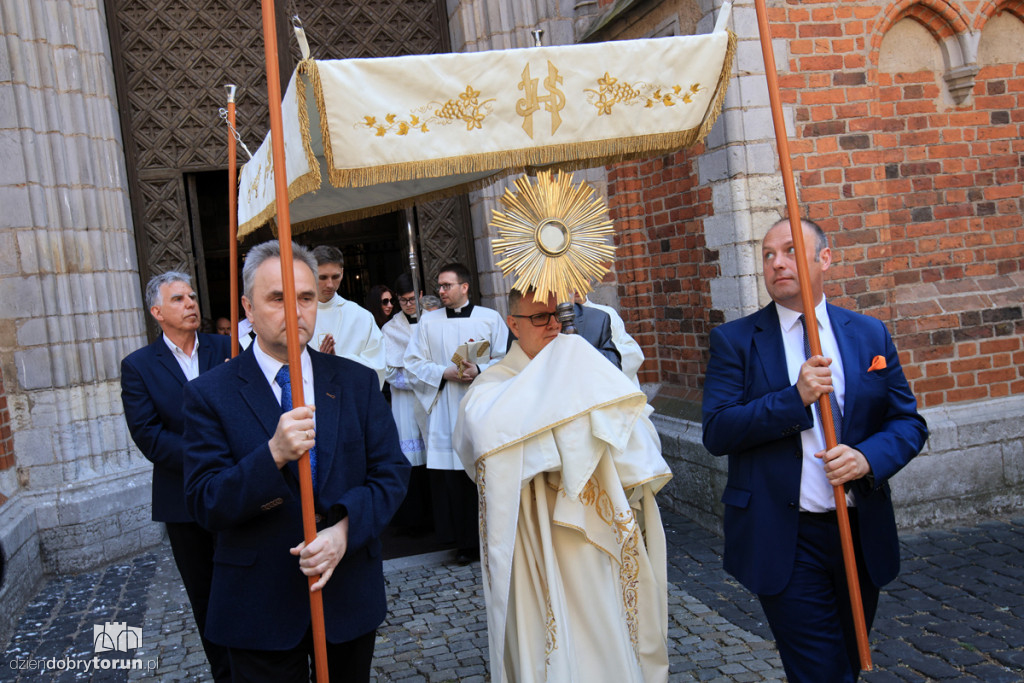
454, 289, 671, 683
404, 263, 508, 563
311, 245, 386, 388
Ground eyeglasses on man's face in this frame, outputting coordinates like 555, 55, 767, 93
399, 295, 417, 305
510, 311, 559, 327
437, 281, 463, 292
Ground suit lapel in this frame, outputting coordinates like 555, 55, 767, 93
151, 337, 187, 386
197, 334, 217, 373
751, 304, 789, 391
237, 347, 284, 441
310, 350, 340, 494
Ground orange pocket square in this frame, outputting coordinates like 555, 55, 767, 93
867, 355, 887, 372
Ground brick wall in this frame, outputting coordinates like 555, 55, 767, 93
608, 1, 1024, 408
0, 366, 12, 476
607, 146, 718, 398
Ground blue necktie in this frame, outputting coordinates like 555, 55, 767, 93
276, 365, 317, 489
800, 315, 842, 444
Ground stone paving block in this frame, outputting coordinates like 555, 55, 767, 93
963, 663, 1022, 682
6, 516, 1024, 682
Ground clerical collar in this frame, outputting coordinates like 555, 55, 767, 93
446, 303, 474, 319
404, 311, 418, 324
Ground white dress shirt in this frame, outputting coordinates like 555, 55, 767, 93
252, 339, 316, 419
775, 299, 851, 512
163, 333, 200, 381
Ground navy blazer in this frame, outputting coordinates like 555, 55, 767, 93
182, 345, 410, 650
701, 303, 928, 596
572, 303, 621, 369
121, 333, 230, 522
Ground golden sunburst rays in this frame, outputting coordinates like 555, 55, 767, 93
490, 171, 615, 303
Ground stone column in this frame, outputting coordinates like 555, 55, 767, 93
0, 0, 155, 623
698, 0, 787, 322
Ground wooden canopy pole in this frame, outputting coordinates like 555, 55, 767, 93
258, 1, 330, 680
751, 0, 873, 671
226, 84, 240, 359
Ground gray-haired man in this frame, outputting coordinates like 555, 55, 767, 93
121, 271, 231, 681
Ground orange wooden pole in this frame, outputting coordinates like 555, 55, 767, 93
226, 85, 240, 359
258, 2, 329, 680
751, 0, 873, 671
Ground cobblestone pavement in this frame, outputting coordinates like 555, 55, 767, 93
3, 512, 1021, 682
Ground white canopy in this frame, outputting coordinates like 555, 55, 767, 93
238, 4, 735, 238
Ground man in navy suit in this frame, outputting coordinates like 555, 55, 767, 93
702, 218, 928, 682
572, 297, 621, 369
183, 240, 409, 682
121, 271, 232, 681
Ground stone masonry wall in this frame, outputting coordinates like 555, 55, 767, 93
0, 0, 156, 638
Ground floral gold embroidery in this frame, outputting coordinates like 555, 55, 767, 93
585, 72, 703, 116
544, 590, 557, 669
619, 528, 641, 655
358, 85, 495, 137
476, 460, 491, 587
570, 475, 642, 657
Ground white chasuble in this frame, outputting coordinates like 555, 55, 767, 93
404, 305, 508, 471
454, 335, 672, 683
382, 312, 426, 466
313, 293, 387, 388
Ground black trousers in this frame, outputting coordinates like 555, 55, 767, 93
428, 468, 479, 552
228, 628, 376, 683
165, 520, 232, 682
758, 511, 880, 683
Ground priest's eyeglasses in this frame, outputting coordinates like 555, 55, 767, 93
399, 296, 417, 304
510, 312, 559, 327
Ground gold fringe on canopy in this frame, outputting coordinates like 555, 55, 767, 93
238, 23, 735, 238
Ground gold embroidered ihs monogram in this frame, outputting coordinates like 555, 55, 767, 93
516, 61, 565, 139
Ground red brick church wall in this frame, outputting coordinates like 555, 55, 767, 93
607, 1, 1024, 408
0, 366, 12, 507
607, 146, 718, 400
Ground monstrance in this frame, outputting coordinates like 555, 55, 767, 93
490, 171, 615, 332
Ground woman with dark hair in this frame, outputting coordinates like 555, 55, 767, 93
365, 284, 396, 329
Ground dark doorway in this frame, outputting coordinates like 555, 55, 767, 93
184, 170, 233, 327
185, 169, 412, 318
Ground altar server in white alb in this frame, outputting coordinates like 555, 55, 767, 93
382, 273, 434, 530
382, 272, 426, 466
403, 263, 508, 564
454, 288, 672, 683
311, 245, 387, 388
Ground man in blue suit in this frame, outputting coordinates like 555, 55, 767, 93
183, 240, 409, 682
572, 297, 621, 369
702, 218, 928, 682
121, 271, 232, 681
